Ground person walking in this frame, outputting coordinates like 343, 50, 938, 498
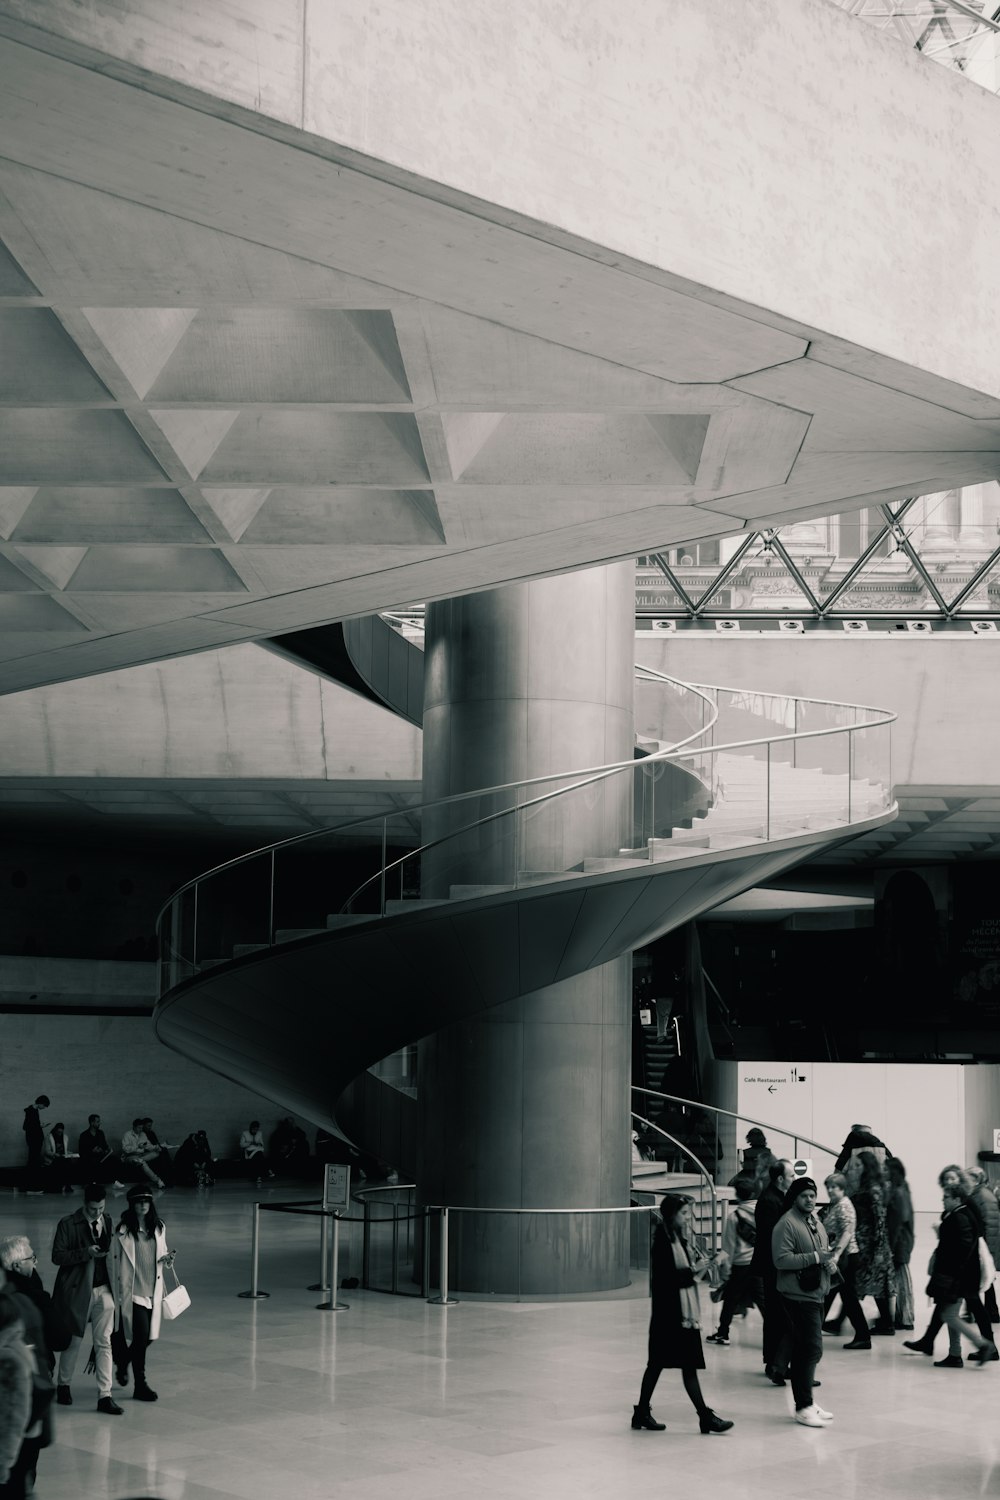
924, 1182, 998, 1368
886, 1157, 915, 1330
820, 1172, 871, 1349
706, 1177, 764, 1346
772, 1177, 836, 1427
851, 1151, 896, 1335
753, 1158, 795, 1384
903, 1166, 995, 1357
50, 1184, 123, 1415
631, 1194, 732, 1435
110, 1187, 175, 1403
967, 1166, 1000, 1326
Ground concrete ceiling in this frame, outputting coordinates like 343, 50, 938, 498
0, 30, 999, 698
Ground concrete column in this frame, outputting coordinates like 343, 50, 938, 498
417, 563, 635, 1294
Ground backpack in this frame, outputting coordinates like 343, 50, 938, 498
734, 1208, 757, 1247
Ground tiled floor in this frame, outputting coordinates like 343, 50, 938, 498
3, 1187, 998, 1499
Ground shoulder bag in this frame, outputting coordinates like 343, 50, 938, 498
161, 1261, 191, 1320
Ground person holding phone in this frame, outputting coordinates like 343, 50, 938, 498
50, 1184, 123, 1415
110, 1186, 175, 1403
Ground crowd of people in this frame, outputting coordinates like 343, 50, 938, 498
632, 1122, 1000, 1434
0, 1182, 176, 1498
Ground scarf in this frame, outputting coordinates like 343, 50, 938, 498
671, 1233, 701, 1329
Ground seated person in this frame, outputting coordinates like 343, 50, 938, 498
42, 1122, 77, 1193
173, 1132, 215, 1187
271, 1116, 309, 1166
121, 1117, 164, 1188
239, 1121, 274, 1183
140, 1118, 173, 1185
77, 1114, 114, 1182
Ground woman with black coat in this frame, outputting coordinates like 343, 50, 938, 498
926, 1185, 998, 1368
632, 1194, 733, 1435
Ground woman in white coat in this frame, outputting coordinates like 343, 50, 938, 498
110, 1185, 174, 1403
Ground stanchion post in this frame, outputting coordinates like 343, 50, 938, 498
307, 1211, 330, 1293
428, 1206, 459, 1305
316, 1211, 349, 1311
421, 1209, 430, 1300
238, 1201, 270, 1299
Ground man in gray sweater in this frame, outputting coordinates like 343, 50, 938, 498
772, 1176, 837, 1428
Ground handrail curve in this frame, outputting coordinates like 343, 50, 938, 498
631, 1110, 718, 1256
156, 665, 896, 995
632, 1086, 840, 1164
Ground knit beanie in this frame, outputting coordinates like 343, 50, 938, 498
782, 1176, 818, 1210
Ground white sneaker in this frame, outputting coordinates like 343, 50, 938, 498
794, 1404, 829, 1427
813, 1405, 834, 1422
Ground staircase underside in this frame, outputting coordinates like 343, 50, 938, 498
154, 810, 894, 1132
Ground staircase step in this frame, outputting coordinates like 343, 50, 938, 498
384, 897, 450, 914
326, 912, 378, 929
662, 830, 710, 847
232, 943, 269, 957
448, 883, 514, 900
585, 855, 649, 873
274, 927, 325, 943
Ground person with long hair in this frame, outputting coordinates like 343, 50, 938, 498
886, 1157, 915, 1330
922, 1181, 998, 1368
850, 1150, 895, 1334
631, 1194, 732, 1435
110, 1187, 175, 1403
903, 1165, 996, 1358
820, 1172, 871, 1349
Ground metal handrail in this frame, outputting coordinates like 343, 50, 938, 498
156, 669, 895, 993
631, 1109, 718, 1256
153, 668, 718, 920
632, 1086, 840, 1162
354, 1182, 416, 1197
155, 668, 892, 926
424, 1203, 656, 1214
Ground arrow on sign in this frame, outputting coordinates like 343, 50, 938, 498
767, 1085, 777, 1094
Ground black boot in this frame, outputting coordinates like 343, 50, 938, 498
631, 1404, 665, 1431
699, 1409, 734, 1434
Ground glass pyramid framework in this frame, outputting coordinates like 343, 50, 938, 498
638, 487, 1000, 623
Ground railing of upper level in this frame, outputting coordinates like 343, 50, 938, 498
156, 669, 894, 998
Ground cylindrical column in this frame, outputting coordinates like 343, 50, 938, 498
418, 565, 635, 1295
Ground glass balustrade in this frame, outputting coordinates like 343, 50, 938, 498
156, 672, 895, 994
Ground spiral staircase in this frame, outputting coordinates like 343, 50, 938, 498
154, 619, 895, 1157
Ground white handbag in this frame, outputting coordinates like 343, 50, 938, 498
161, 1261, 191, 1320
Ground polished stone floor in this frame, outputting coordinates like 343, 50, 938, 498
2, 1186, 998, 1500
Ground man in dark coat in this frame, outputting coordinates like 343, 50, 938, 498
51, 1185, 123, 1415
22, 1095, 50, 1195
834, 1124, 891, 1174
752, 1158, 794, 1382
